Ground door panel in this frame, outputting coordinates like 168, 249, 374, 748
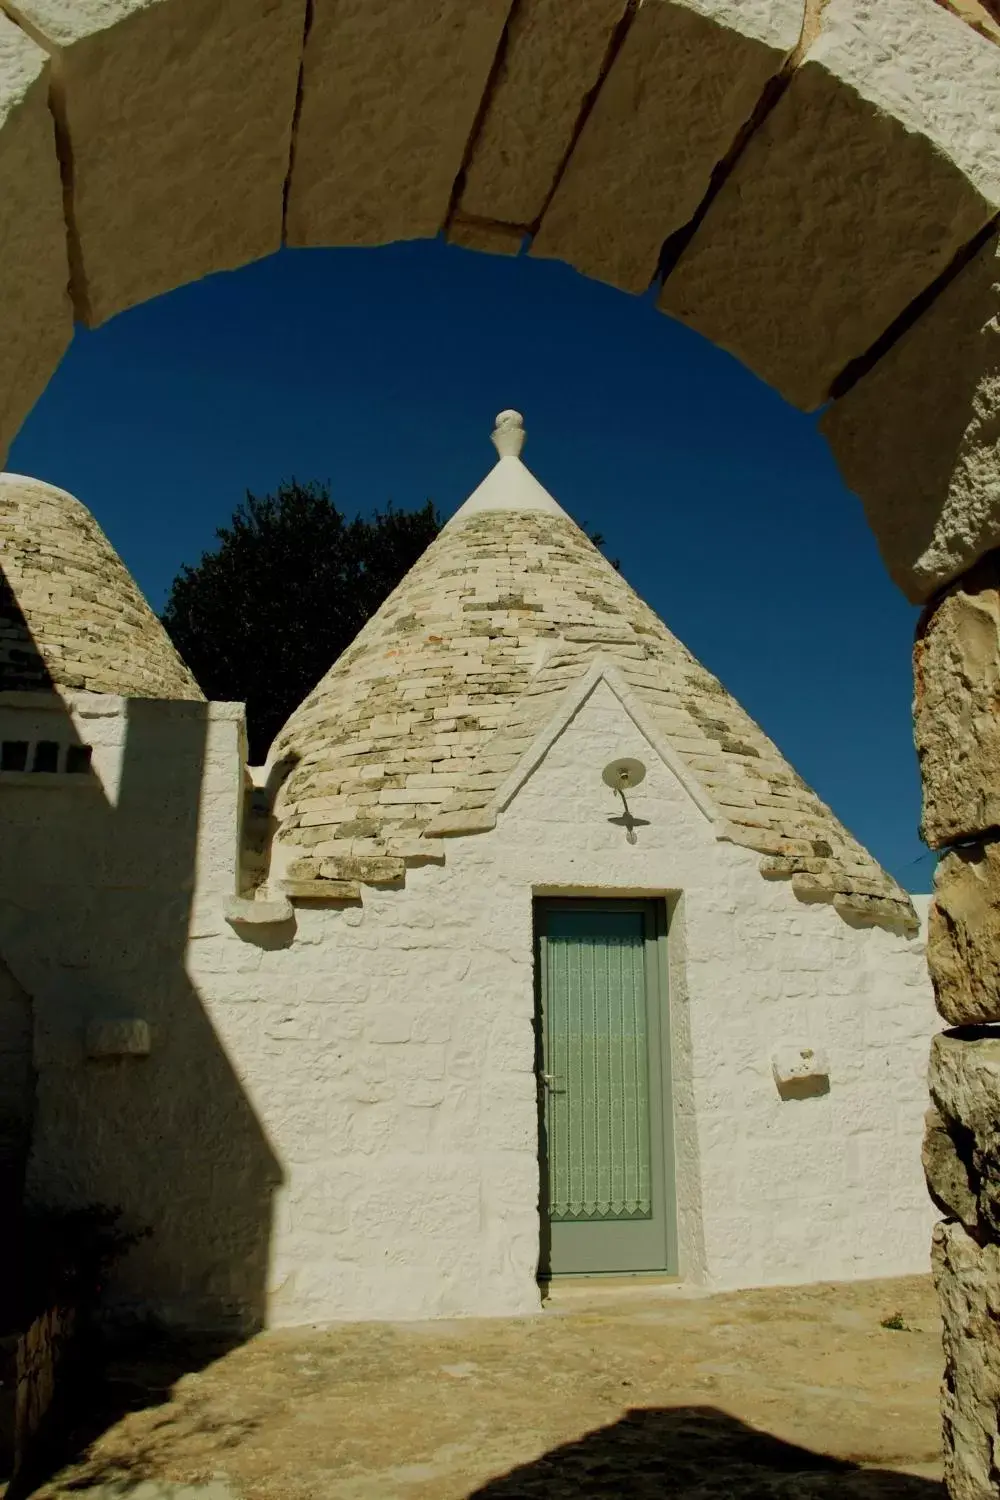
536, 900, 675, 1276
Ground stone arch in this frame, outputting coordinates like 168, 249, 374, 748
1, 0, 1000, 1488
0, 0, 998, 604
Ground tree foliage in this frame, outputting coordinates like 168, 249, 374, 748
161, 481, 441, 762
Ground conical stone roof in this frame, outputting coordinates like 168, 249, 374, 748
0, 474, 202, 700
270, 414, 915, 932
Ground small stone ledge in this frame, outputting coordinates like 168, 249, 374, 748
318, 855, 405, 886
279, 879, 362, 903
716, 821, 816, 858
756, 853, 918, 934
224, 896, 294, 927
422, 810, 498, 839
85, 1018, 151, 1059
832, 891, 919, 935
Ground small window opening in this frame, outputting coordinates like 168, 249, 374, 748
0, 741, 28, 772
32, 741, 59, 773
65, 744, 93, 775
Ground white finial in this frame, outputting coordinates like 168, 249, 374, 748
492, 409, 525, 460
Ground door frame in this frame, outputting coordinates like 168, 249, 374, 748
533, 894, 678, 1280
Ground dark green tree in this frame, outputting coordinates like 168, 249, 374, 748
161, 481, 441, 762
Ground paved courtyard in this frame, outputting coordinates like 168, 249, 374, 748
25, 1275, 945, 1499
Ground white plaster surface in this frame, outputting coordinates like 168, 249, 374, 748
5, 684, 940, 1330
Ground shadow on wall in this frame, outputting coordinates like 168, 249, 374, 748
0, 565, 282, 1340
468, 1405, 943, 1498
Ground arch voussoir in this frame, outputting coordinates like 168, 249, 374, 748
0, 13, 70, 468
526, 0, 803, 295
658, 0, 1000, 413
449, 0, 629, 248
0, 0, 307, 329
821, 230, 1000, 604
283, 0, 513, 250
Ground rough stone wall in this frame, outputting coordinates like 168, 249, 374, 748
917, 550, 1000, 1500
0, 1302, 75, 1480
273, 510, 914, 931
14, 684, 935, 1329
0, 475, 203, 700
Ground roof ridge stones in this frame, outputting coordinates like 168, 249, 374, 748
269, 418, 915, 933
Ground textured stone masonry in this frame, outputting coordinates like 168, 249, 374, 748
933, 1218, 1000, 1500
0, 475, 202, 699
920, 547, 1000, 1497
529, 0, 802, 293
915, 551, 1000, 848
928, 1030, 1000, 1499
456, 0, 627, 232
929, 845, 1000, 1027
285, 0, 512, 248
660, 0, 1000, 411
822, 233, 1000, 603
0, 0, 996, 600
3, 0, 306, 328
272, 505, 914, 930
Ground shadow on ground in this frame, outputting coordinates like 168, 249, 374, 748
7, 1331, 245, 1498
468, 1405, 944, 1500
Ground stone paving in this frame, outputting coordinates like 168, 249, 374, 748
25, 1275, 944, 1500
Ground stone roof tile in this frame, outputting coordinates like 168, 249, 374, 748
0, 474, 202, 700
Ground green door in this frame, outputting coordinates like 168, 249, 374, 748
535, 899, 676, 1277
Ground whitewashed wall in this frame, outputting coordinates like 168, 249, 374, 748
0, 684, 938, 1330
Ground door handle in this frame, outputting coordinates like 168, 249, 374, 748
540, 1072, 565, 1092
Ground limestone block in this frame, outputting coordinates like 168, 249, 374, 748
915, 555, 1000, 843
930, 845, 1000, 1026
659, 0, 1000, 411
422, 809, 497, 838
280, 878, 362, 902
285, 0, 512, 248
85, 1017, 151, 1058
929, 1030, 1000, 1236
446, 216, 524, 257
531, 0, 802, 294
923, 1105, 979, 1230
318, 855, 405, 886
822, 234, 1000, 603
224, 896, 294, 926
458, 0, 628, 230
939, 0, 1000, 46
932, 1218, 1000, 1500
8, 0, 306, 326
0, 15, 71, 462
770, 1043, 828, 1086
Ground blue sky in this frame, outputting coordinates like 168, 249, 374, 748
9, 239, 930, 889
